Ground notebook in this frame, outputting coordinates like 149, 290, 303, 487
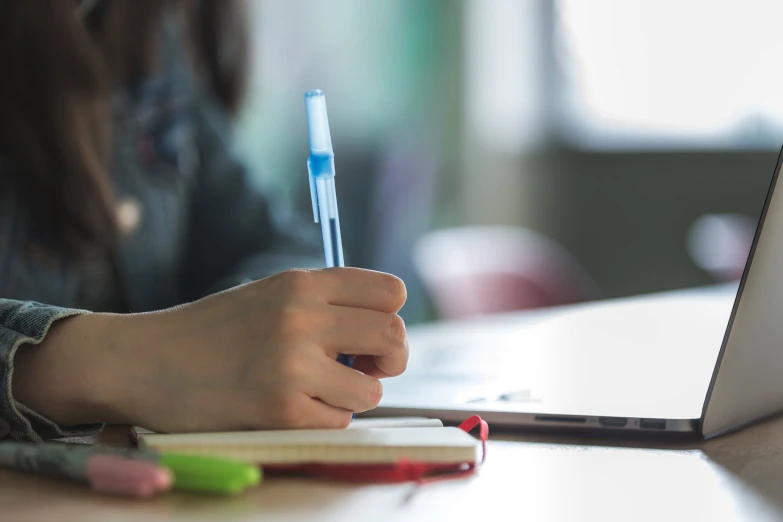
134, 416, 488, 483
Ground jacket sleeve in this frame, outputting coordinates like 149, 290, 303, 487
0, 300, 102, 442
180, 96, 323, 300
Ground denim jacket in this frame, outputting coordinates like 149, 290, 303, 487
0, 22, 321, 442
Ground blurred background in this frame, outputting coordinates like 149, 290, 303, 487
232, 0, 783, 325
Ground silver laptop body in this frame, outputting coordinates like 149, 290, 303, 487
370, 147, 783, 439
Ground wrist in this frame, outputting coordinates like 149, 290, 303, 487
12, 312, 137, 427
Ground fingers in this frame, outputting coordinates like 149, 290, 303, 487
307, 357, 385, 412
318, 306, 408, 378
320, 303, 404, 349
316, 268, 407, 313
262, 268, 406, 311
284, 396, 355, 429
351, 355, 398, 379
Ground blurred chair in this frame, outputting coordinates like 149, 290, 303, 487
686, 213, 756, 282
412, 226, 599, 320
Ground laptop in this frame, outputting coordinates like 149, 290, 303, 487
370, 146, 783, 439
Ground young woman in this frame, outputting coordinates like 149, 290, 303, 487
0, 0, 408, 442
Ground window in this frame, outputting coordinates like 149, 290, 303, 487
555, 0, 783, 149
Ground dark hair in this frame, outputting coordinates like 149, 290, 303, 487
0, 0, 248, 252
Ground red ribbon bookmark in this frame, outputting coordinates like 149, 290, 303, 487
266, 415, 490, 484
457, 415, 489, 464
411, 415, 490, 486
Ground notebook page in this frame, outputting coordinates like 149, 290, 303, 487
346, 418, 444, 429
132, 417, 443, 437
139, 426, 478, 465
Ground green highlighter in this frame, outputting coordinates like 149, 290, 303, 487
158, 453, 261, 495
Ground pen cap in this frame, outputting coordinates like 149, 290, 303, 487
305, 90, 333, 155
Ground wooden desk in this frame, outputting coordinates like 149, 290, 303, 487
4, 420, 783, 522
5, 285, 783, 521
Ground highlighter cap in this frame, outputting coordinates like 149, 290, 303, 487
305, 90, 333, 156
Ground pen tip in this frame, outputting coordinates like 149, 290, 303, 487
305, 89, 324, 98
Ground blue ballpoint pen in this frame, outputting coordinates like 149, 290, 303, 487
305, 90, 355, 371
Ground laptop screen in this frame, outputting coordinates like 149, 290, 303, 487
702, 146, 783, 438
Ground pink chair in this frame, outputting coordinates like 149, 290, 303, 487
412, 226, 599, 320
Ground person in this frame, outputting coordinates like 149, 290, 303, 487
0, 0, 408, 442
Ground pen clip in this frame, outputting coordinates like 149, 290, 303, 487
307, 159, 319, 223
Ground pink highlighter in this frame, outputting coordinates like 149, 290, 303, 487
86, 454, 172, 498
0, 442, 172, 499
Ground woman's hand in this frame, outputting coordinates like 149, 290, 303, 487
13, 268, 408, 433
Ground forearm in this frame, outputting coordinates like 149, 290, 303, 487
12, 313, 127, 428
0, 299, 104, 441
12, 304, 236, 434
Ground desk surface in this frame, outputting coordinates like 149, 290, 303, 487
6, 285, 783, 522
4, 420, 783, 522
